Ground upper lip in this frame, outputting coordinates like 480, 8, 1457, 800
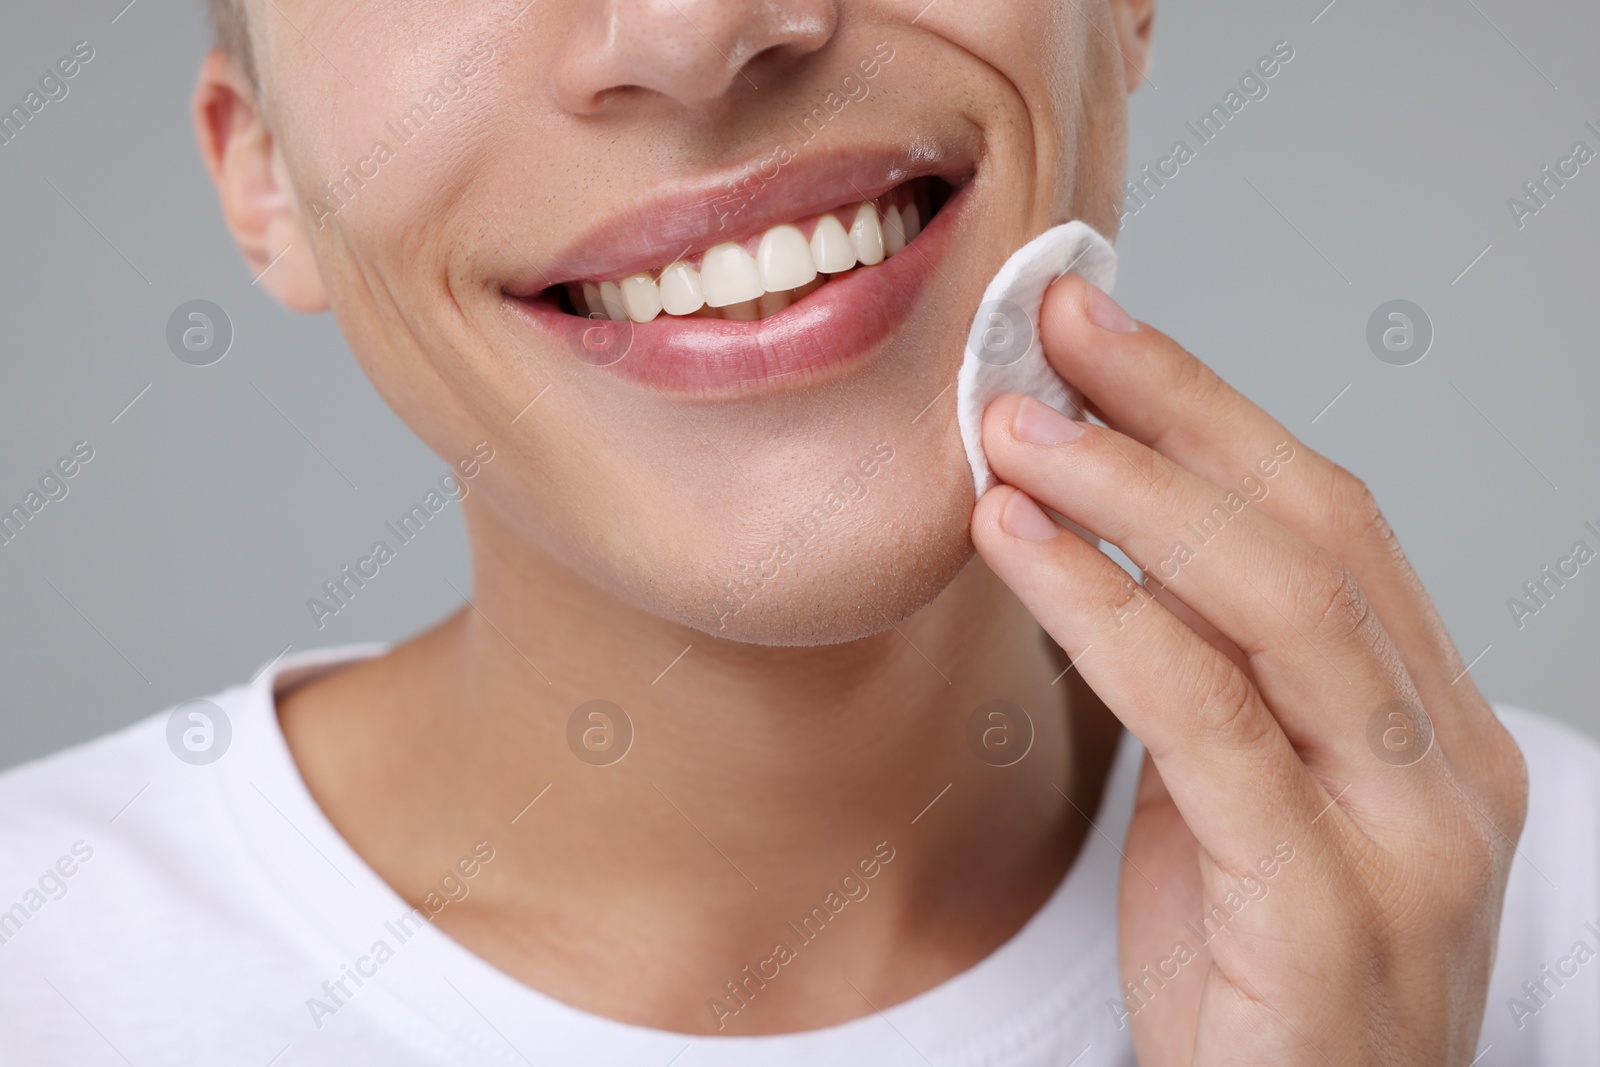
509, 138, 977, 294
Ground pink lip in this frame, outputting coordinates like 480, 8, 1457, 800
506, 179, 967, 397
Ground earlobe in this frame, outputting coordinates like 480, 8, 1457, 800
1109, 0, 1157, 94
192, 51, 328, 313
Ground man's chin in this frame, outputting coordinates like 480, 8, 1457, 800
671, 496, 979, 648
708, 549, 977, 648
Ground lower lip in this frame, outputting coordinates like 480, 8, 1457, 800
506, 185, 967, 398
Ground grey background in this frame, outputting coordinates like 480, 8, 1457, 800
1, 0, 1596, 770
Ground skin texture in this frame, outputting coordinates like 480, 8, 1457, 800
195, 0, 1526, 1058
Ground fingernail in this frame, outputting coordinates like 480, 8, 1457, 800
1086, 283, 1137, 333
1013, 395, 1086, 446
1000, 491, 1061, 541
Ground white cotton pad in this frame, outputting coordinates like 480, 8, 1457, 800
958, 220, 1118, 498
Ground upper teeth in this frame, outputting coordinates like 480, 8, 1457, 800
569, 197, 927, 323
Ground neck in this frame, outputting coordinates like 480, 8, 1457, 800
278, 499, 1119, 1033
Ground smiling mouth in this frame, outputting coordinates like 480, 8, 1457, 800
533, 176, 955, 324
503, 141, 976, 396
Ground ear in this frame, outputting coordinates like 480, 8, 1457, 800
1108, 0, 1156, 93
192, 50, 328, 313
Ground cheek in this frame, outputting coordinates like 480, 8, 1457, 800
911, 0, 1123, 230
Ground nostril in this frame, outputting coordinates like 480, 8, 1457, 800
594, 85, 646, 109
552, 0, 839, 115
740, 40, 809, 78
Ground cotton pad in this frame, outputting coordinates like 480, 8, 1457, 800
958, 220, 1118, 498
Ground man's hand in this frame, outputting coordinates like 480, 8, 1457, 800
971, 275, 1529, 1066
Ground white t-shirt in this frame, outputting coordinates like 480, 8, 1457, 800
1, 644, 1596, 1066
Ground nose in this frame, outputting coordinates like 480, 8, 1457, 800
554, 0, 839, 114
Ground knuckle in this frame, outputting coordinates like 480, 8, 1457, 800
1481, 722, 1531, 838
1186, 657, 1268, 749
1291, 547, 1373, 645
1097, 566, 1158, 634
1172, 348, 1228, 410
1422, 748, 1526, 909
1327, 465, 1379, 521
1118, 437, 1181, 502
1324, 466, 1402, 562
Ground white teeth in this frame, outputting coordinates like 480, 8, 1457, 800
883, 207, 908, 259
849, 203, 885, 266
882, 208, 906, 255
757, 290, 792, 317
566, 187, 937, 324
582, 282, 604, 317
658, 262, 705, 316
620, 273, 662, 323
598, 280, 628, 321
757, 224, 819, 293
809, 214, 857, 273
901, 203, 922, 243
701, 242, 764, 308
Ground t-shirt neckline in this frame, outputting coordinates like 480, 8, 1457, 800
215, 642, 1141, 1063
